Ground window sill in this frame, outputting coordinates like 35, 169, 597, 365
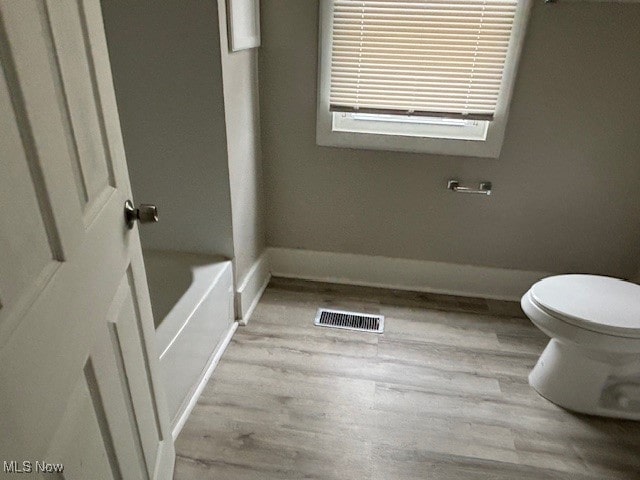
316, 117, 506, 158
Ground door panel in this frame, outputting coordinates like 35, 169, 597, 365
46, 0, 116, 222
0, 1, 174, 477
46, 371, 116, 480
0, 63, 59, 327
106, 267, 162, 477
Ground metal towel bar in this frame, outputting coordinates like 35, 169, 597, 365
447, 179, 492, 196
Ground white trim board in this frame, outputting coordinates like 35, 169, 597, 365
236, 251, 271, 324
268, 248, 550, 302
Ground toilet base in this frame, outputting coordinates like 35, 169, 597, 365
530, 339, 640, 420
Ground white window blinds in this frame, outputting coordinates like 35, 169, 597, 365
329, 0, 519, 121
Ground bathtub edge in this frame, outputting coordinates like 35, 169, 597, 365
170, 321, 238, 440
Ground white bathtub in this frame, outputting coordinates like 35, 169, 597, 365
143, 249, 236, 437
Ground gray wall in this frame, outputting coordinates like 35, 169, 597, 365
102, 0, 234, 258
217, 0, 266, 284
260, 0, 640, 278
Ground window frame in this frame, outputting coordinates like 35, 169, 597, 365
315, 0, 533, 158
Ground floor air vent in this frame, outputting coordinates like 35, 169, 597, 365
314, 308, 384, 333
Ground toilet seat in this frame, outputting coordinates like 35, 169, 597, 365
529, 275, 640, 339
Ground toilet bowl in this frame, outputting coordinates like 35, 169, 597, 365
521, 274, 640, 420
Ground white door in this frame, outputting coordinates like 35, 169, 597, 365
0, 1, 174, 478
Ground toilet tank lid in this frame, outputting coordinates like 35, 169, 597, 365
530, 275, 640, 335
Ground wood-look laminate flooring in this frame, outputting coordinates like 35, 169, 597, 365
174, 278, 640, 480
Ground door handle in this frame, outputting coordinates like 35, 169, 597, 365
124, 200, 158, 229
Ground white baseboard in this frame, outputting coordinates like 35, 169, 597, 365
236, 251, 271, 324
171, 321, 238, 440
268, 247, 550, 302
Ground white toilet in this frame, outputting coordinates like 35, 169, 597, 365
521, 274, 640, 420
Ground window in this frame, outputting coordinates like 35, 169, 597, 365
316, 0, 532, 158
